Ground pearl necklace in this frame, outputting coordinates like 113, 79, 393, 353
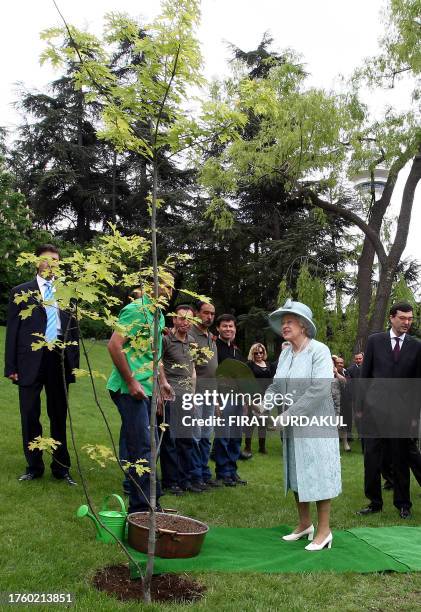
291, 337, 310, 355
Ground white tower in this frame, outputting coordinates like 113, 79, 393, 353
352, 167, 388, 199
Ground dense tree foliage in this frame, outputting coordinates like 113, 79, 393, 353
5, 32, 354, 344
196, 1, 421, 350
2, 0, 420, 360
10, 76, 117, 243
0, 154, 54, 319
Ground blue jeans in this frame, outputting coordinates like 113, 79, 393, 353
190, 438, 212, 483
118, 424, 130, 492
190, 401, 214, 483
214, 402, 242, 479
110, 391, 161, 513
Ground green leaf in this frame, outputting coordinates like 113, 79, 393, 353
72, 368, 107, 380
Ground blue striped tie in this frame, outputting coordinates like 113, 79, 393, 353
44, 281, 57, 342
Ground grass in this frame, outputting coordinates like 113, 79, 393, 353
1, 325, 421, 611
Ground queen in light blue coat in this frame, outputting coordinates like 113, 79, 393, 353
264, 300, 341, 551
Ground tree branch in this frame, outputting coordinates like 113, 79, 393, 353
153, 44, 181, 149
52, 0, 114, 101
296, 188, 388, 268
388, 148, 421, 268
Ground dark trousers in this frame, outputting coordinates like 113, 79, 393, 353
243, 406, 266, 449
377, 436, 421, 486
341, 401, 353, 437
18, 348, 70, 478
159, 399, 194, 488
158, 401, 178, 487
214, 402, 242, 479
381, 439, 394, 485
364, 438, 412, 510
408, 439, 421, 486
110, 391, 161, 513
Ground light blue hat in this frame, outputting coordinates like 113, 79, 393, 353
269, 298, 317, 338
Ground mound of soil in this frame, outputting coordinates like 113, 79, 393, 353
129, 513, 208, 534
93, 564, 206, 603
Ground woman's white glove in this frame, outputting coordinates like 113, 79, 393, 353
251, 403, 265, 415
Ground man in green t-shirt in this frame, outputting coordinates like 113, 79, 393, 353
107, 289, 170, 514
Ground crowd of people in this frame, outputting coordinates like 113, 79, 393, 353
5, 244, 421, 553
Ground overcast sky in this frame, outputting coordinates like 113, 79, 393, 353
1, 1, 420, 266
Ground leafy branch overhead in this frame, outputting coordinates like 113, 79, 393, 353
13, 228, 186, 362
40, 1, 243, 161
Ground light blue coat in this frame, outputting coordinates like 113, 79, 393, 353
265, 339, 342, 502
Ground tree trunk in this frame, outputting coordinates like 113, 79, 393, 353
143, 159, 160, 604
143, 44, 181, 603
76, 205, 88, 244
272, 205, 280, 240
111, 150, 117, 222
331, 234, 342, 314
354, 200, 389, 350
296, 147, 419, 353
75, 92, 90, 243
354, 154, 411, 350
367, 265, 395, 333
368, 150, 421, 333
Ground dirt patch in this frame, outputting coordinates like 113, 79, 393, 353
93, 564, 206, 603
129, 513, 207, 534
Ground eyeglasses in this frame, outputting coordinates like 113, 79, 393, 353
254, 351, 264, 355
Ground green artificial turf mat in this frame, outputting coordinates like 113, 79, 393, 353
126, 525, 410, 577
348, 526, 421, 571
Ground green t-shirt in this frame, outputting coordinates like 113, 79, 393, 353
106, 296, 165, 396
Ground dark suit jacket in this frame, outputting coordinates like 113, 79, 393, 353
362, 332, 421, 379
347, 363, 361, 379
345, 363, 361, 409
4, 279, 80, 386
359, 332, 421, 436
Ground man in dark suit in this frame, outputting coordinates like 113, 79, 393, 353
346, 352, 365, 445
347, 351, 364, 380
4, 244, 79, 484
357, 302, 421, 519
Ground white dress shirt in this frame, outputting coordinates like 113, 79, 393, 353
389, 328, 405, 350
36, 274, 62, 334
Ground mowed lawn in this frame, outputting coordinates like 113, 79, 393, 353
1, 325, 421, 611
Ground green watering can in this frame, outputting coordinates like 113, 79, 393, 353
76, 494, 127, 543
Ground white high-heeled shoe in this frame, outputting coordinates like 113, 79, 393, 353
282, 524, 314, 541
305, 531, 333, 551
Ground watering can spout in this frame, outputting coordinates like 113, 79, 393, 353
76, 504, 102, 538
76, 495, 127, 544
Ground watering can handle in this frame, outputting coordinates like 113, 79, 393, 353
101, 494, 127, 514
